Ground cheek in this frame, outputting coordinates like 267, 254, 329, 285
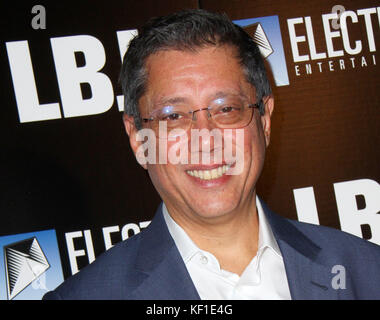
147, 162, 178, 200
147, 139, 186, 191
242, 124, 267, 170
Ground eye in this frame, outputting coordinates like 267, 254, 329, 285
219, 106, 241, 114
163, 113, 183, 121
221, 106, 234, 113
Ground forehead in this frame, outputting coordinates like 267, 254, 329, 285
140, 45, 255, 109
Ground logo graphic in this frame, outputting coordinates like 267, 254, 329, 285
0, 229, 64, 300
234, 15, 290, 86
244, 22, 274, 58
4, 237, 50, 299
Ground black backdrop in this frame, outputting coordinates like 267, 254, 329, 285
1, 0, 379, 299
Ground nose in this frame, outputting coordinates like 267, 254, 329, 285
191, 107, 213, 130
189, 108, 221, 161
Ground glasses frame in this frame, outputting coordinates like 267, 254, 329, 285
141, 101, 261, 131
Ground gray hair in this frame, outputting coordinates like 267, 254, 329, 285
119, 9, 271, 129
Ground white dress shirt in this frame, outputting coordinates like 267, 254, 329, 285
162, 196, 292, 300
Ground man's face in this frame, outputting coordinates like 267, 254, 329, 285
124, 45, 273, 222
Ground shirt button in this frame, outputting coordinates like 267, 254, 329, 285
200, 255, 208, 265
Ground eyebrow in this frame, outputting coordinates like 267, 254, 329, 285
209, 90, 248, 101
154, 89, 250, 108
156, 96, 189, 107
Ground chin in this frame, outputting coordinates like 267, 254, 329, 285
189, 200, 238, 220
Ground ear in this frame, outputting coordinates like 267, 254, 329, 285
123, 113, 148, 170
260, 95, 274, 147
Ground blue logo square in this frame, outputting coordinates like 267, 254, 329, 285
234, 15, 290, 86
0, 229, 64, 300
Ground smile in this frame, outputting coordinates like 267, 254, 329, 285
186, 164, 231, 180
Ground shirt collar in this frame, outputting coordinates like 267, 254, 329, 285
162, 196, 282, 264
256, 196, 282, 257
162, 203, 199, 263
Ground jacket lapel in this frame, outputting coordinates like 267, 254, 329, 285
126, 204, 200, 300
276, 239, 339, 299
261, 200, 341, 299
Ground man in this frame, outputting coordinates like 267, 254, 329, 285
44, 9, 380, 300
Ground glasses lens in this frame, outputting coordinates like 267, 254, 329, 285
144, 102, 254, 139
147, 106, 191, 139
211, 103, 253, 128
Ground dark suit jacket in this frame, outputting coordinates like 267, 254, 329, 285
43, 201, 380, 300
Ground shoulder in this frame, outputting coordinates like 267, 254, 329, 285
43, 232, 144, 300
276, 217, 380, 299
286, 217, 380, 282
287, 218, 380, 258
262, 197, 380, 264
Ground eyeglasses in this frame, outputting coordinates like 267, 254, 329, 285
141, 99, 261, 137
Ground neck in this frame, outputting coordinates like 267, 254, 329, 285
166, 195, 259, 275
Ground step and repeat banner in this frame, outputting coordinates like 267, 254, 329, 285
0, 0, 379, 299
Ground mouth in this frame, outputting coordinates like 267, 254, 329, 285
185, 163, 232, 180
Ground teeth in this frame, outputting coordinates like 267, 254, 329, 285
186, 164, 231, 180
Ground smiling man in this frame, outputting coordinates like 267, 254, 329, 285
44, 9, 380, 300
